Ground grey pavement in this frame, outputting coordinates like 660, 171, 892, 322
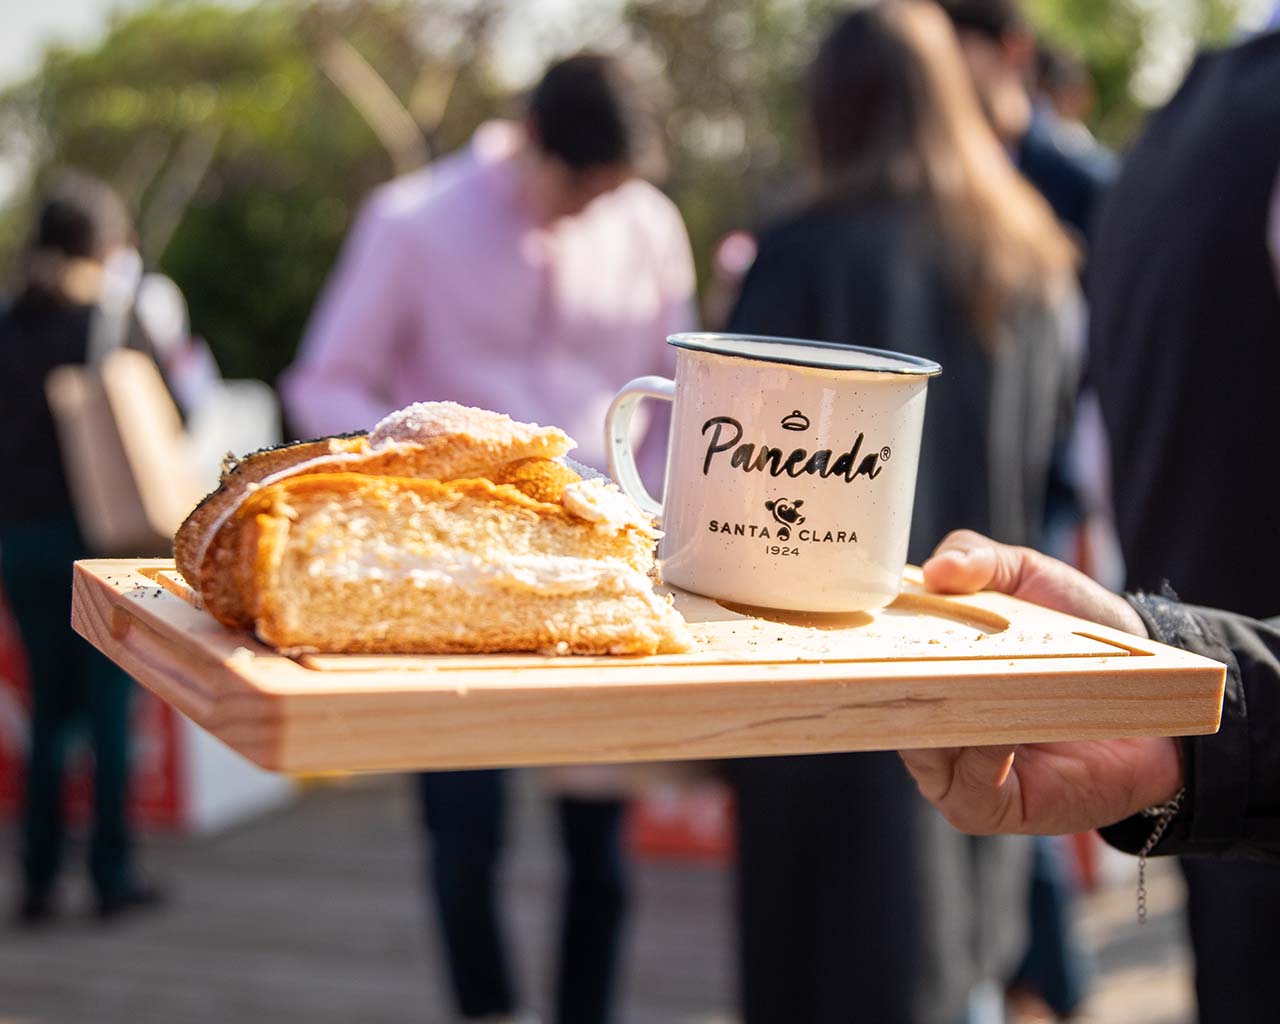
0, 773, 1190, 1024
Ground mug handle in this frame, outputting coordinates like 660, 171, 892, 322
606, 375, 674, 523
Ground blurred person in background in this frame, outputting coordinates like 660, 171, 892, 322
724, 4, 1081, 1023
1035, 45, 1101, 146
940, 7, 1119, 1015
282, 54, 696, 1024
1083, 14, 1280, 1023
0, 172, 163, 925
939, 0, 1115, 250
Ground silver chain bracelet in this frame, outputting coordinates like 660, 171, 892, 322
1136, 787, 1186, 924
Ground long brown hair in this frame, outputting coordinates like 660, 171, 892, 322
808, 0, 1077, 341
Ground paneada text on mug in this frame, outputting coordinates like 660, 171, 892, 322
607, 333, 940, 612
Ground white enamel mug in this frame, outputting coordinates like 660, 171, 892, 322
606, 333, 941, 612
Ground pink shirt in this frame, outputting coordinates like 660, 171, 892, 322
281, 122, 697, 484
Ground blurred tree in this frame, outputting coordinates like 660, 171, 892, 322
622, 0, 843, 292
1023, 0, 1251, 144
0, 0, 509, 385
0, 0, 1257, 385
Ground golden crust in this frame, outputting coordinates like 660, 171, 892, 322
247, 512, 289, 635
173, 436, 361, 590
489, 458, 582, 504
175, 435, 371, 630
238, 472, 573, 523
339, 431, 573, 485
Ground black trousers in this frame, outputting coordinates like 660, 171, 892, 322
1, 517, 135, 903
732, 751, 1029, 1024
1182, 857, 1280, 1024
1008, 836, 1089, 1016
417, 771, 629, 1024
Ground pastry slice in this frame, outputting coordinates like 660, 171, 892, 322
174, 402, 691, 656
175, 403, 574, 629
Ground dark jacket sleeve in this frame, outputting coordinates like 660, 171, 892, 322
1099, 596, 1280, 860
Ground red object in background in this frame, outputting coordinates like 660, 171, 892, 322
0, 581, 185, 829
0, 584, 30, 815
1070, 830, 1102, 893
628, 783, 735, 864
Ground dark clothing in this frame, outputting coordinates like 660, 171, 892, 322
1179, 859, 1280, 1024
1085, 32, 1280, 1024
554, 797, 629, 1024
1015, 107, 1114, 533
0, 292, 141, 906
1100, 598, 1280, 1024
1, 516, 135, 902
732, 753, 1028, 1024
726, 201, 1078, 1023
1087, 32, 1280, 620
1009, 837, 1089, 1016
1017, 110, 1116, 248
417, 772, 628, 1024
728, 201, 1079, 562
1178, 858, 1280, 1024
1102, 597, 1280, 861
0, 293, 94, 525
1097, 590, 1280, 1024
419, 770, 515, 1018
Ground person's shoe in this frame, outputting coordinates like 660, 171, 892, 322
95, 880, 167, 922
12, 890, 57, 929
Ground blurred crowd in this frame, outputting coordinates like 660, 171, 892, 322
2, 1, 1279, 1023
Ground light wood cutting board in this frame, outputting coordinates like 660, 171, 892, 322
71, 559, 1225, 774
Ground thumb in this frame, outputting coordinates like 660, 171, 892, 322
923, 530, 1030, 597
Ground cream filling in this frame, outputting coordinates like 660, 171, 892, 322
289, 545, 691, 655
301, 546, 653, 597
561, 478, 657, 537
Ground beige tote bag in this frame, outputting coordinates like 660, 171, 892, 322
45, 349, 205, 556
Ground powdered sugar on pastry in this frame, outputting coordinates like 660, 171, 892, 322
370, 401, 571, 455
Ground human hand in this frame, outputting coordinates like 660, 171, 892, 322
900, 531, 1183, 835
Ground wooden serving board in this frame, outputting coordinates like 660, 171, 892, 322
72, 559, 1225, 774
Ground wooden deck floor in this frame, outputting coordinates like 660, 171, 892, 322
0, 774, 1190, 1024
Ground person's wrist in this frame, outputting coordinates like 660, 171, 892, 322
1138, 737, 1185, 813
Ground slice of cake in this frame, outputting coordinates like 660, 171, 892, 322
174, 402, 691, 655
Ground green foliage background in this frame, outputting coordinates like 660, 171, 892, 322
0, 0, 1251, 385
